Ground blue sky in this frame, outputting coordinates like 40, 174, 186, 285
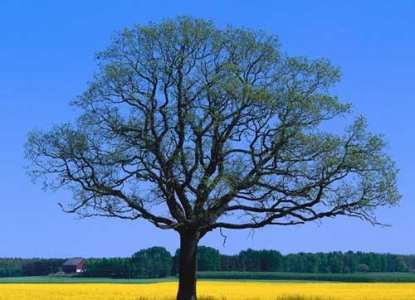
0, 0, 414, 258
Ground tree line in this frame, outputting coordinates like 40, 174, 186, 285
0, 258, 65, 277
0, 247, 414, 278
219, 249, 411, 273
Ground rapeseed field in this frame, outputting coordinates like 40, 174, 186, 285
1, 282, 415, 300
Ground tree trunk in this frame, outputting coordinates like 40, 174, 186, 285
176, 229, 200, 300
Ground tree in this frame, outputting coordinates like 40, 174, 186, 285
25, 16, 400, 300
173, 246, 221, 273
343, 251, 359, 273
259, 250, 283, 272
83, 258, 131, 278
132, 246, 172, 278
239, 249, 261, 271
328, 251, 343, 273
220, 254, 241, 271
196, 246, 221, 271
358, 263, 370, 273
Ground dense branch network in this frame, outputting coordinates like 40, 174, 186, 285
25, 16, 400, 236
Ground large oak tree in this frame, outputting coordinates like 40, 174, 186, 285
25, 16, 400, 300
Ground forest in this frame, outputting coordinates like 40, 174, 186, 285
0, 247, 413, 278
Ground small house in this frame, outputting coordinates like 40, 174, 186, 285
62, 258, 85, 274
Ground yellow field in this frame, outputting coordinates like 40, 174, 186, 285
1, 282, 415, 300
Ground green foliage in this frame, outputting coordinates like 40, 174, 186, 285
220, 254, 242, 272
132, 246, 172, 278
197, 271, 415, 283
0, 258, 23, 277
83, 247, 172, 279
239, 249, 283, 272
1, 249, 415, 279
172, 246, 221, 274
84, 257, 131, 278
357, 264, 370, 273
25, 16, 400, 234
0, 276, 175, 283
0, 258, 68, 278
4, 271, 415, 283
197, 246, 221, 272
24, 15, 402, 300
218, 250, 413, 274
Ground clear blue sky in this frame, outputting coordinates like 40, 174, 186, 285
1, 0, 414, 258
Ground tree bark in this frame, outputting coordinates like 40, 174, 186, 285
176, 229, 200, 300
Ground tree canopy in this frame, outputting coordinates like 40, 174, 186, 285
132, 246, 172, 278
25, 16, 400, 300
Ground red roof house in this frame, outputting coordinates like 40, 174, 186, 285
62, 258, 85, 274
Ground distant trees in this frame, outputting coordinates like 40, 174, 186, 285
280, 251, 411, 274
83, 247, 172, 278
220, 254, 242, 272
172, 246, 221, 275
0, 258, 65, 277
197, 246, 221, 272
0, 259, 22, 277
239, 249, 283, 272
132, 246, 172, 278
83, 257, 131, 278
187, 248, 414, 274
1, 248, 415, 279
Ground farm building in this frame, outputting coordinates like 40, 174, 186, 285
62, 258, 85, 273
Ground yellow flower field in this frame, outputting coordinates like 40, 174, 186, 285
1, 282, 415, 300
